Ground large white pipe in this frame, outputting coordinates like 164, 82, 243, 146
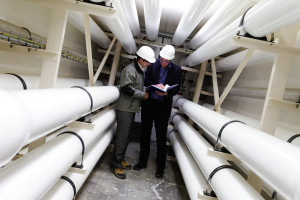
120, 0, 140, 37
0, 74, 103, 90
0, 108, 116, 200
0, 86, 119, 168
144, 0, 162, 41
189, 0, 254, 49
42, 124, 115, 200
175, 97, 300, 200
185, 0, 300, 66
99, 0, 137, 54
172, 114, 263, 200
68, 11, 111, 49
206, 86, 300, 102
215, 33, 300, 72
169, 130, 211, 200
202, 103, 300, 147
172, 0, 213, 47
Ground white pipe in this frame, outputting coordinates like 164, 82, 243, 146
99, 0, 137, 54
242, 0, 300, 37
42, 124, 116, 200
190, 0, 254, 49
175, 97, 300, 200
172, 114, 263, 200
120, 0, 140, 37
206, 86, 300, 102
144, 0, 162, 41
0, 74, 103, 90
169, 130, 210, 200
67, 11, 111, 49
0, 109, 116, 200
0, 86, 119, 167
172, 0, 213, 47
215, 33, 300, 72
202, 103, 300, 147
185, 0, 300, 66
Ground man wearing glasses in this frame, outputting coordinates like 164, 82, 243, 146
111, 46, 156, 179
133, 45, 182, 178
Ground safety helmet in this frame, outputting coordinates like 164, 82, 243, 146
136, 46, 156, 63
160, 45, 175, 60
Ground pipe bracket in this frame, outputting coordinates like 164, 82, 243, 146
5, 73, 27, 90
213, 120, 245, 151
203, 165, 236, 195
61, 175, 76, 198
71, 86, 93, 123
57, 131, 85, 168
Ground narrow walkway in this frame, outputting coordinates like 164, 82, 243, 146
76, 141, 189, 199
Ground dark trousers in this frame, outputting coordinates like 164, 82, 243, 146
112, 109, 135, 169
139, 98, 172, 169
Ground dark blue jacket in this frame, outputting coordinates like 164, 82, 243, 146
144, 59, 181, 105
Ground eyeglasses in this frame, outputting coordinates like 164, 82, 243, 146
160, 58, 170, 63
143, 59, 150, 64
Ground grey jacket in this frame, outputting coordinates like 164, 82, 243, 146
116, 61, 145, 113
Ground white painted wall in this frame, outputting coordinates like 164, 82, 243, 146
0, 0, 103, 79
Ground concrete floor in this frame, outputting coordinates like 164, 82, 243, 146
76, 140, 189, 200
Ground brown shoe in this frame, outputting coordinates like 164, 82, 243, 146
111, 167, 126, 179
122, 161, 132, 170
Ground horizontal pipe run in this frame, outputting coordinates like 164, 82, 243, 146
0, 86, 119, 168
42, 124, 116, 200
185, 0, 300, 66
169, 130, 210, 200
0, 74, 103, 90
175, 97, 300, 200
172, 114, 263, 200
0, 108, 116, 200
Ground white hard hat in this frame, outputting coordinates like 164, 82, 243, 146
136, 46, 156, 63
160, 45, 175, 60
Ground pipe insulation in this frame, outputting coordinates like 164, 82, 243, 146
175, 97, 300, 200
172, 114, 263, 200
42, 124, 116, 200
171, 0, 213, 47
68, 11, 111, 49
168, 130, 212, 200
190, 0, 254, 50
0, 86, 119, 168
0, 108, 116, 200
0, 74, 103, 90
185, 0, 300, 66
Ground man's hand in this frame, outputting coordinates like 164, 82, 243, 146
156, 91, 167, 96
155, 83, 165, 89
143, 92, 149, 100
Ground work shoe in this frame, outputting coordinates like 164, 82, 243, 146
133, 162, 147, 170
122, 161, 132, 170
111, 167, 126, 179
155, 168, 164, 178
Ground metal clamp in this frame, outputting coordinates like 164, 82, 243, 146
6, 73, 27, 90
57, 131, 85, 168
71, 86, 93, 123
213, 120, 245, 151
204, 165, 236, 195
61, 176, 76, 199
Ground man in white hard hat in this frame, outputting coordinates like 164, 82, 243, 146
111, 46, 156, 179
133, 45, 182, 178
